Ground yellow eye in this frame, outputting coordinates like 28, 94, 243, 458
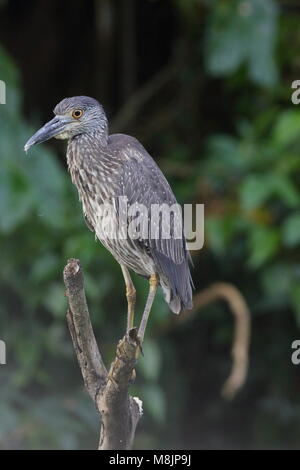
72, 109, 83, 119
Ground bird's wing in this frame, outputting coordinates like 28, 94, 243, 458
116, 138, 188, 267
115, 139, 194, 311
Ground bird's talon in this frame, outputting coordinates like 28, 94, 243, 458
135, 337, 144, 357
128, 327, 138, 340
138, 343, 144, 357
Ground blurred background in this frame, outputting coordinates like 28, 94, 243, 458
0, 0, 300, 450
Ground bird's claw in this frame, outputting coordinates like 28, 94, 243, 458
127, 327, 144, 356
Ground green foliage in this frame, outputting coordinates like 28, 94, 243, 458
205, 0, 278, 86
204, 107, 300, 287
283, 213, 300, 247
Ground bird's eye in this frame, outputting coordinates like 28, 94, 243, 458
72, 109, 84, 119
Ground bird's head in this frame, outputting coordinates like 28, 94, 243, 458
24, 96, 108, 152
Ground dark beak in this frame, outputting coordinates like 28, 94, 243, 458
24, 115, 72, 152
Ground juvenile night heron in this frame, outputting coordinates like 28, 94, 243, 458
24, 96, 193, 341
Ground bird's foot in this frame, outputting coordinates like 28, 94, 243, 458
127, 327, 143, 357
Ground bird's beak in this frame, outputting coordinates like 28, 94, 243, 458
24, 115, 72, 152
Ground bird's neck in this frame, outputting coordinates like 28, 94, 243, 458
71, 129, 108, 148
67, 130, 110, 173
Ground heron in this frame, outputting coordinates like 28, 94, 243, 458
24, 96, 193, 342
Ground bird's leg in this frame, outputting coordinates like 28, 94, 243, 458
120, 264, 136, 333
106, 265, 136, 387
138, 273, 158, 343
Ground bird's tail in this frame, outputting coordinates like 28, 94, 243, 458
161, 277, 193, 314
155, 252, 194, 314
161, 286, 181, 314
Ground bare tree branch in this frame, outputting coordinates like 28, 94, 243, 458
63, 258, 142, 450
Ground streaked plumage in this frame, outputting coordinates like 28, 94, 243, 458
24, 96, 193, 324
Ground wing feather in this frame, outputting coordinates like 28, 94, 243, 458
113, 137, 193, 310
